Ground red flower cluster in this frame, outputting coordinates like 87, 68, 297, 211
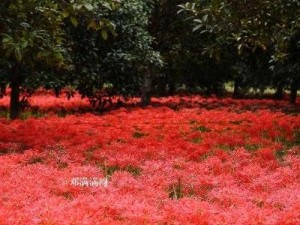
0, 92, 299, 224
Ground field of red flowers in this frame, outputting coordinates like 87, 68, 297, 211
0, 91, 300, 225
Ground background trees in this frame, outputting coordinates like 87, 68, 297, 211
0, 0, 299, 119
1, 0, 66, 118
0, 0, 116, 118
179, 0, 300, 102
68, 0, 162, 107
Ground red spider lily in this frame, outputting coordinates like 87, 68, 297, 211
0, 91, 299, 224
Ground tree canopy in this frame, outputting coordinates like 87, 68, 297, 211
0, 0, 299, 119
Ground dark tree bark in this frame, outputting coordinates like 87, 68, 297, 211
141, 68, 152, 106
0, 81, 6, 98
54, 87, 61, 97
213, 83, 225, 97
9, 64, 21, 119
274, 82, 284, 100
155, 76, 167, 96
233, 78, 241, 98
168, 82, 175, 96
167, 64, 175, 96
290, 78, 299, 104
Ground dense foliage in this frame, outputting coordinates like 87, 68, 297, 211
68, 0, 162, 106
0, 0, 299, 118
0, 0, 116, 118
179, 0, 300, 101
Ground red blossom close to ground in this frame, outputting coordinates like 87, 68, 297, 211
0, 91, 300, 224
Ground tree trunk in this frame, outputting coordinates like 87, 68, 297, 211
168, 82, 175, 96
167, 65, 175, 96
0, 81, 6, 98
290, 78, 299, 104
156, 76, 167, 96
9, 64, 21, 119
233, 79, 240, 98
54, 87, 61, 97
141, 68, 152, 106
274, 82, 284, 100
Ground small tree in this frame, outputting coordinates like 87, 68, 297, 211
0, 0, 114, 119
68, 0, 162, 106
180, 0, 300, 101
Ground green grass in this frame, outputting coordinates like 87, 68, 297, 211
97, 163, 142, 178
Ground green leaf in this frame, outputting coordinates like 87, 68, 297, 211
193, 24, 203, 32
70, 16, 78, 27
194, 19, 203, 23
238, 44, 243, 55
2, 35, 12, 45
202, 14, 208, 22
62, 10, 69, 18
84, 3, 93, 11
5, 47, 13, 58
102, 2, 112, 10
101, 30, 108, 40
14, 48, 22, 61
